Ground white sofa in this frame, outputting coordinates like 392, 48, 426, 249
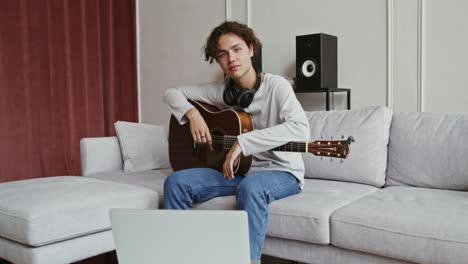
80, 106, 468, 264
2, 106, 467, 264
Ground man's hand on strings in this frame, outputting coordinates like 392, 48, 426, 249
223, 141, 242, 180
186, 107, 212, 147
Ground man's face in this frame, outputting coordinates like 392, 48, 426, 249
215, 33, 254, 81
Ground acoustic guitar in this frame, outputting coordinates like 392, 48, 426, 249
169, 100, 354, 175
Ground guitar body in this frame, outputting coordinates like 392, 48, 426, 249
169, 100, 253, 175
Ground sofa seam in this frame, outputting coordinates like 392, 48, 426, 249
331, 218, 468, 245
191, 202, 331, 222
268, 211, 329, 221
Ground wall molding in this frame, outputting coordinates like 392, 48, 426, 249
225, 0, 231, 20
241, 0, 403, 111
387, 0, 394, 109
417, 0, 424, 112
246, 0, 251, 26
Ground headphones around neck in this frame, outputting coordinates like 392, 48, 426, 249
223, 70, 262, 108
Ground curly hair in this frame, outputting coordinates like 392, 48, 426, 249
203, 21, 262, 64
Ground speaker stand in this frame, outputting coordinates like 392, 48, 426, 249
295, 87, 351, 111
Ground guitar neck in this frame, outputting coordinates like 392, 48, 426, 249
271, 142, 308, 153
222, 135, 353, 159
221, 136, 307, 153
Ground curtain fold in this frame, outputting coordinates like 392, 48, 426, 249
0, 0, 138, 182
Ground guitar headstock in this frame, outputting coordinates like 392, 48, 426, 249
308, 136, 355, 159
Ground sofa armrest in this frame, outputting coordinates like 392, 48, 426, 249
80, 137, 123, 176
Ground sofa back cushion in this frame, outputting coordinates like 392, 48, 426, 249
114, 121, 171, 172
386, 112, 468, 190
303, 106, 392, 187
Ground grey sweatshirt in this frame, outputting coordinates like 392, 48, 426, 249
163, 73, 310, 188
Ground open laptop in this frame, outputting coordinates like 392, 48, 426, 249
110, 209, 250, 264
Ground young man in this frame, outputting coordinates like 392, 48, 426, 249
163, 21, 309, 263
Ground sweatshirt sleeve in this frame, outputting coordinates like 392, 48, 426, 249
237, 79, 310, 156
163, 81, 225, 125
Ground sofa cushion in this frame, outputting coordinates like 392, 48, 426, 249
303, 106, 392, 187
0, 176, 158, 247
330, 186, 468, 264
87, 169, 173, 204
80, 136, 123, 176
386, 112, 468, 190
88, 170, 378, 244
114, 121, 171, 172
88, 169, 230, 209
196, 179, 378, 245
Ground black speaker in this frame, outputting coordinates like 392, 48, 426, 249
296, 33, 337, 90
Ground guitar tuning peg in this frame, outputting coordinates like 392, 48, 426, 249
341, 135, 345, 139
330, 158, 333, 162
321, 157, 323, 161
340, 159, 344, 163
330, 136, 333, 140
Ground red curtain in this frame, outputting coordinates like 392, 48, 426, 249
0, 0, 138, 182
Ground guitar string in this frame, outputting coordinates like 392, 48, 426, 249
203, 137, 309, 146
197, 136, 344, 152
205, 139, 335, 146
209, 135, 346, 140
208, 141, 308, 147
207, 140, 335, 144
204, 139, 308, 147
209, 135, 344, 144
192, 139, 342, 153
193, 138, 308, 152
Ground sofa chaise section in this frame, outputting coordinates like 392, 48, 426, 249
0, 176, 158, 264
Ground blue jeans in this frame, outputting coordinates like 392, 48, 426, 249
163, 168, 301, 261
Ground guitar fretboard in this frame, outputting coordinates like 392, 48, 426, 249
212, 135, 307, 153
271, 142, 307, 153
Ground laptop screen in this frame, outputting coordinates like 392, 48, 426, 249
110, 209, 250, 264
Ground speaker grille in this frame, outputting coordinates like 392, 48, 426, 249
300, 59, 317, 78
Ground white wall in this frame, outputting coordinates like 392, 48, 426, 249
138, 0, 226, 125
423, 0, 468, 113
248, 0, 388, 111
138, 0, 468, 125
